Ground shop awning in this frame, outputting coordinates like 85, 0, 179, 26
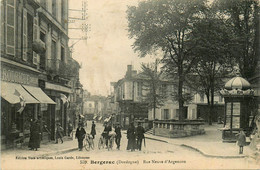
98, 116, 102, 121
93, 116, 97, 119
22, 85, 56, 104
1, 82, 39, 104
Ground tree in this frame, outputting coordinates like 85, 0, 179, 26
127, 0, 207, 121
213, 0, 260, 79
140, 59, 165, 120
187, 9, 236, 124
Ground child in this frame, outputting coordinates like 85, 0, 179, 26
236, 130, 246, 154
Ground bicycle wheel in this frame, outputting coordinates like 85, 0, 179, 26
89, 138, 94, 150
98, 138, 103, 150
84, 138, 90, 151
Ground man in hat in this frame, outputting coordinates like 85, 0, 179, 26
136, 122, 145, 151
75, 122, 86, 151
103, 122, 112, 147
114, 122, 122, 150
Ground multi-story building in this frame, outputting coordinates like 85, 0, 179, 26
83, 95, 107, 121
111, 65, 225, 129
1, 0, 81, 148
111, 65, 149, 128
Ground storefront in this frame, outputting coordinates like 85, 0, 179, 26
43, 82, 72, 140
1, 62, 55, 148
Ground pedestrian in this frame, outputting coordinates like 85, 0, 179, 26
91, 121, 96, 139
136, 122, 145, 151
56, 123, 64, 144
68, 122, 73, 137
236, 130, 246, 154
75, 123, 86, 151
127, 122, 136, 151
103, 122, 112, 147
28, 119, 41, 151
115, 122, 122, 150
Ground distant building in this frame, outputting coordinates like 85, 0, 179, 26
111, 65, 225, 129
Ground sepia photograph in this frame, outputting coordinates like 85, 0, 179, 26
0, 0, 260, 169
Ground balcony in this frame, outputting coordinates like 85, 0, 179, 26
46, 59, 79, 79
46, 59, 60, 74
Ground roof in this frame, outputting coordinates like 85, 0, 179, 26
224, 76, 251, 90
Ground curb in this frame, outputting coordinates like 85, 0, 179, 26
145, 135, 246, 159
37, 148, 78, 157
180, 144, 245, 159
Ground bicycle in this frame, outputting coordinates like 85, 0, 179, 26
98, 133, 106, 150
107, 132, 116, 150
83, 133, 94, 151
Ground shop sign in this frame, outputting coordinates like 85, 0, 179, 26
45, 82, 72, 93
1, 68, 38, 86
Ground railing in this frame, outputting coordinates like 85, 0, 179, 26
153, 120, 205, 137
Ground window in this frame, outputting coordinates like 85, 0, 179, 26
164, 109, 169, 120
61, 46, 65, 62
1, 1, 5, 52
27, 13, 33, 63
51, 40, 56, 59
52, 0, 56, 18
39, 31, 46, 70
22, 8, 27, 60
61, 0, 65, 27
137, 82, 142, 96
200, 94, 204, 102
219, 96, 223, 102
6, 0, 16, 55
40, 31, 45, 42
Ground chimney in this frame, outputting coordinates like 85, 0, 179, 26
125, 65, 133, 78
127, 65, 132, 72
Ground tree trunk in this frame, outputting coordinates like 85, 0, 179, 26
178, 73, 184, 121
209, 81, 214, 125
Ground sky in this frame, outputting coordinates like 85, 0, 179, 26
68, 0, 155, 96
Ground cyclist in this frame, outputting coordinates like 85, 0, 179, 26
102, 122, 112, 148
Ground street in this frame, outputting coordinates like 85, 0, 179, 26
56, 121, 258, 169
1, 121, 259, 169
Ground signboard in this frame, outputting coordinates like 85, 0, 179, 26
1, 67, 38, 86
233, 102, 240, 116
226, 103, 231, 116
232, 117, 240, 128
45, 82, 72, 93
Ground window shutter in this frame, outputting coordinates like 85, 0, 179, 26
33, 16, 39, 65
6, 0, 16, 56
22, 8, 27, 61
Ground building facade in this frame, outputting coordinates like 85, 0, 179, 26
1, 0, 81, 148
111, 65, 225, 129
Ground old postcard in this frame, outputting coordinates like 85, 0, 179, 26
1, 0, 260, 169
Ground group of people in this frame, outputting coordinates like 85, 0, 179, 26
127, 122, 145, 151
74, 120, 145, 152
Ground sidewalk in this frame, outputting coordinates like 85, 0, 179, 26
1, 136, 78, 159
144, 123, 257, 159
1, 123, 258, 161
